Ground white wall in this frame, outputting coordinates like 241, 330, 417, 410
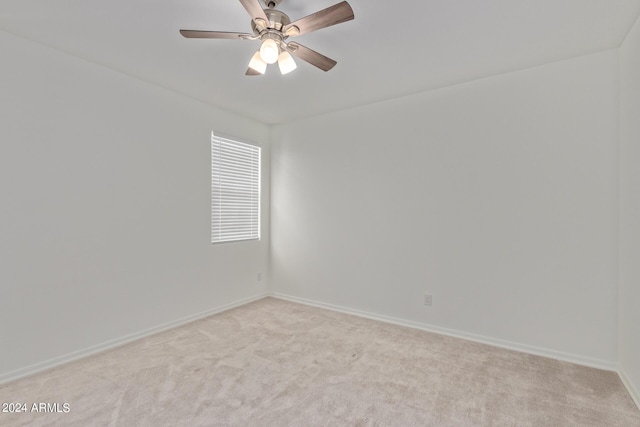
619, 16, 640, 404
0, 31, 270, 380
0, 21, 630, 389
271, 50, 619, 367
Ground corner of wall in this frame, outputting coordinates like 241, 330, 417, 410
617, 9, 640, 411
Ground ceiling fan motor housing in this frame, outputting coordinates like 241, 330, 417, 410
251, 9, 291, 34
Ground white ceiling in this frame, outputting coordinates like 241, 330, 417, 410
1, 0, 639, 124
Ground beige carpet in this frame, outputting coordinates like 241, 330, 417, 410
0, 297, 638, 426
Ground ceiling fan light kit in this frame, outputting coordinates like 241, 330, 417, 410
248, 51, 268, 74
277, 51, 297, 74
180, 0, 354, 76
259, 34, 280, 64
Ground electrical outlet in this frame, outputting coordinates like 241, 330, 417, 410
257, 272, 262, 282
424, 294, 432, 306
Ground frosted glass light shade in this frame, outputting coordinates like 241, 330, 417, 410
278, 51, 297, 75
260, 38, 279, 64
248, 51, 267, 74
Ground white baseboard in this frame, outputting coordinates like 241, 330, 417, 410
0, 293, 268, 385
3, 290, 630, 404
619, 368, 640, 411
271, 292, 617, 372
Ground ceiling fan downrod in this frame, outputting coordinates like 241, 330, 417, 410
264, 0, 281, 8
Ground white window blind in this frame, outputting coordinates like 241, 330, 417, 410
211, 133, 261, 244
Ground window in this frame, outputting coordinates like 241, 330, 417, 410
211, 132, 261, 244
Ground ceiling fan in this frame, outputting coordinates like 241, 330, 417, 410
180, 0, 354, 76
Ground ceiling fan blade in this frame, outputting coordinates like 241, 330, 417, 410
283, 1, 354, 37
180, 30, 252, 39
239, 0, 270, 29
286, 42, 337, 72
